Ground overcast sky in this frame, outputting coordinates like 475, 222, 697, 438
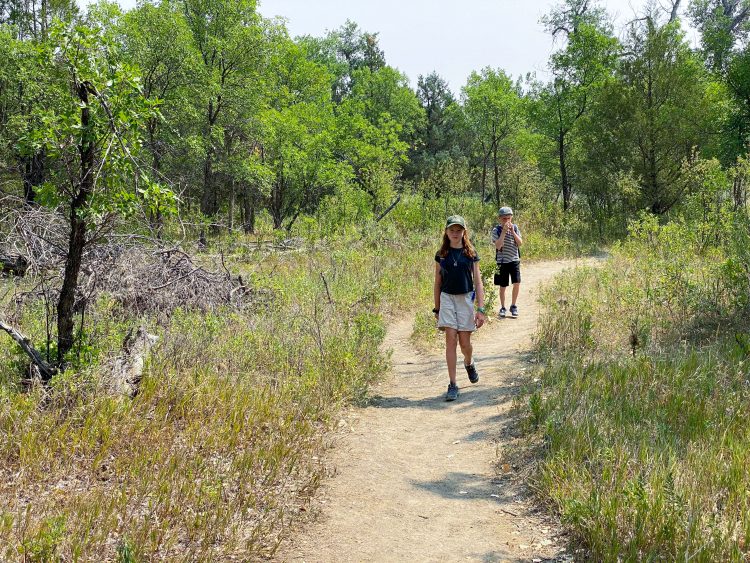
104, 0, 697, 95
257, 0, 697, 94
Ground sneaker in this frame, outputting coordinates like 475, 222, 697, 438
446, 382, 459, 401
499, 307, 507, 318
465, 362, 479, 384
510, 305, 518, 318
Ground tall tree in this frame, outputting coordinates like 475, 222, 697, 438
18, 21, 171, 364
257, 37, 344, 230
0, 0, 77, 204
461, 67, 525, 204
121, 0, 197, 180
689, 0, 750, 72
584, 17, 721, 215
532, 0, 618, 210
725, 45, 750, 160
299, 20, 385, 103
406, 71, 459, 183
181, 0, 266, 217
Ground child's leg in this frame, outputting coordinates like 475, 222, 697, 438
511, 282, 520, 306
457, 331, 473, 366
445, 328, 458, 384
499, 286, 506, 308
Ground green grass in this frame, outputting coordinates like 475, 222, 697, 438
529, 348, 750, 561
523, 212, 750, 561
0, 193, 602, 559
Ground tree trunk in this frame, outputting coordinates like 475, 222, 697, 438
0, 318, 56, 380
492, 140, 500, 206
228, 179, 235, 231
109, 326, 158, 397
271, 182, 283, 229
481, 158, 487, 204
242, 186, 256, 234
733, 175, 746, 211
558, 133, 571, 211
57, 82, 93, 364
148, 127, 164, 238
20, 150, 45, 204
200, 152, 217, 216
271, 165, 285, 229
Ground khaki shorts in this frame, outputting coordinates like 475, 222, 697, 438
437, 292, 476, 332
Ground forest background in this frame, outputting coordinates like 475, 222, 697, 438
1, 0, 750, 560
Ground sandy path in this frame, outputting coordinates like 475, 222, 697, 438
275, 259, 590, 562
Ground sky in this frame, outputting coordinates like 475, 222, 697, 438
99, 0, 698, 95
255, 0, 697, 94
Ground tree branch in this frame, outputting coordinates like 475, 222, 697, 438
0, 318, 57, 380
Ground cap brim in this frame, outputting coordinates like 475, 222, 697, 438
446, 222, 465, 228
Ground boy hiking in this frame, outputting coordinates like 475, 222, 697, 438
433, 215, 486, 401
491, 206, 523, 318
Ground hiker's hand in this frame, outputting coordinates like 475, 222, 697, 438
475, 311, 485, 328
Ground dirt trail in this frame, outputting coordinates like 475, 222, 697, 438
276, 259, 590, 562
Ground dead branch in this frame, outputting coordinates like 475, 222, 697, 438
0, 318, 57, 380
376, 196, 401, 223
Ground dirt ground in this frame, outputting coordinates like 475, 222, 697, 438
274, 259, 591, 562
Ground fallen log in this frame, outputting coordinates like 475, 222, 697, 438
0, 254, 28, 277
0, 318, 57, 380
109, 326, 158, 397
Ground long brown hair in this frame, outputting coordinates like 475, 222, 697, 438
438, 227, 477, 259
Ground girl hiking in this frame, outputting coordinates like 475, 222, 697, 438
433, 215, 486, 401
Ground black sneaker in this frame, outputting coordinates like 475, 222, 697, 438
465, 362, 479, 384
499, 307, 506, 318
446, 382, 459, 401
510, 305, 518, 318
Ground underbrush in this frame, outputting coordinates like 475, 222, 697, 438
524, 211, 750, 560
0, 192, 601, 559
0, 231, 418, 560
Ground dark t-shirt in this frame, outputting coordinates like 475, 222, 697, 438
435, 247, 480, 295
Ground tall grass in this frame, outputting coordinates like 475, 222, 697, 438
525, 211, 750, 560
0, 192, 603, 559
0, 226, 430, 559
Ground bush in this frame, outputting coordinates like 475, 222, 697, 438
526, 207, 750, 560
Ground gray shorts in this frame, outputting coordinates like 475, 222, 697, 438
437, 292, 476, 332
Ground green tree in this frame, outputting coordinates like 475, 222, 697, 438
725, 45, 750, 160
256, 36, 343, 229
181, 0, 267, 217
406, 71, 460, 184
348, 65, 424, 144
688, 0, 750, 72
121, 0, 196, 178
585, 17, 722, 215
0, 0, 78, 204
299, 20, 385, 102
17, 21, 171, 364
532, 0, 619, 211
461, 67, 525, 204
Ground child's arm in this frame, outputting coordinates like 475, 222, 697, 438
492, 226, 504, 250
473, 260, 486, 328
433, 262, 442, 316
511, 224, 523, 247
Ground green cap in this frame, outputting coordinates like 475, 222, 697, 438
445, 215, 466, 228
